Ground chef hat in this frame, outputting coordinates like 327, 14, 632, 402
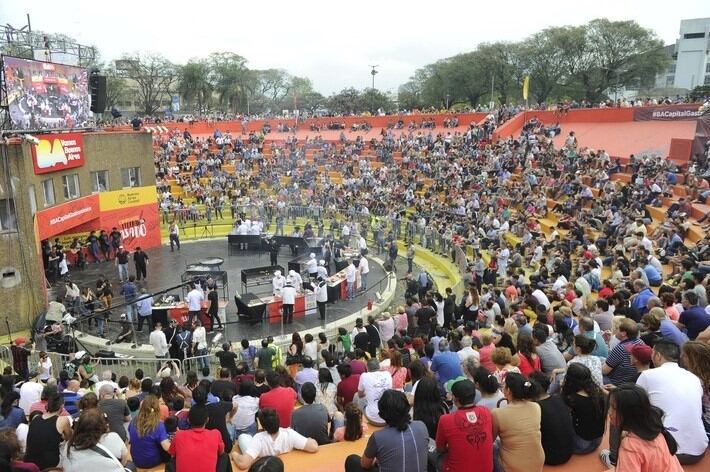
309, 253, 315, 258
274, 270, 281, 277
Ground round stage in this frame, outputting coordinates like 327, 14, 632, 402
62, 237, 407, 356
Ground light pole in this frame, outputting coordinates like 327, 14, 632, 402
369, 65, 379, 89
446, 93, 450, 110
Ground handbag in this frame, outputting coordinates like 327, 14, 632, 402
91, 443, 134, 471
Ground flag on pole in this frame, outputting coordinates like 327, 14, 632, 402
522, 75, 530, 101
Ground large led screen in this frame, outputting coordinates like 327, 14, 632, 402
3, 55, 92, 131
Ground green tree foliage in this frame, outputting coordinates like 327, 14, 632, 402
119, 53, 177, 115
400, 18, 669, 107
177, 60, 213, 114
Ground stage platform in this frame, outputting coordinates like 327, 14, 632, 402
58, 238, 404, 351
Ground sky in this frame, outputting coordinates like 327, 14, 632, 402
2, 0, 709, 95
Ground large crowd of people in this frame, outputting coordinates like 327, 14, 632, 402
3, 96, 710, 472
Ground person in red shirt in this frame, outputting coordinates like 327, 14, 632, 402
435, 378, 494, 472
336, 363, 360, 409
169, 405, 226, 472
258, 371, 297, 428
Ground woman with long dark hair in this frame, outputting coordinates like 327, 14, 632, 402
60, 409, 129, 470
602, 384, 683, 471
412, 376, 448, 438
473, 366, 504, 411
334, 403, 367, 442
492, 373, 545, 472
515, 332, 541, 377
561, 363, 605, 454
681, 341, 710, 439
0, 391, 25, 430
315, 367, 338, 420
287, 332, 304, 377
345, 390, 429, 472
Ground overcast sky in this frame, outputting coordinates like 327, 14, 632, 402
2, 0, 708, 95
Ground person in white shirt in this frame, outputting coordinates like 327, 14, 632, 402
341, 223, 351, 247
149, 322, 169, 360
232, 408, 318, 470
316, 260, 328, 280
345, 260, 357, 300
93, 370, 119, 394
358, 235, 368, 255
192, 320, 209, 369
314, 277, 328, 320
306, 253, 318, 280
358, 257, 370, 291
186, 283, 204, 325
354, 359, 392, 426
457, 336, 481, 364
19, 375, 44, 414
287, 270, 303, 291
281, 281, 296, 324
376, 312, 396, 343
635, 340, 708, 464
272, 271, 285, 296
531, 287, 551, 310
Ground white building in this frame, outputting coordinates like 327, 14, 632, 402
656, 17, 710, 91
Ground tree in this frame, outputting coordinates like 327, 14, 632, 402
178, 60, 212, 114
104, 65, 128, 112
119, 53, 176, 115
327, 88, 363, 114
572, 19, 668, 102
360, 88, 396, 113
278, 76, 325, 112
208, 52, 252, 114
476, 42, 522, 105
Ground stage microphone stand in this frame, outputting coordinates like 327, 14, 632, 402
4, 318, 12, 346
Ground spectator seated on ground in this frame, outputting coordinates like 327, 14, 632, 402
232, 408, 318, 470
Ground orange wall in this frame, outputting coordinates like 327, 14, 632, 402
109, 112, 488, 136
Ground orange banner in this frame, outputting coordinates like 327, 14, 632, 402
99, 202, 161, 250
35, 194, 100, 240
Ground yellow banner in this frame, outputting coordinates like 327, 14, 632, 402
523, 75, 530, 101
99, 186, 157, 211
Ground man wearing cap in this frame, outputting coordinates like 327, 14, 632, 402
115, 245, 130, 282
628, 343, 652, 377
306, 253, 318, 280
272, 271, 285, 296
436, 378, 494, 471
282, 280, 296, 324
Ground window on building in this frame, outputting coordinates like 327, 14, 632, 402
28, 185, 37, 215
666, 75, 675, 87
668, 64, 676, 74
706, 63, 710, 73
705, 75, 710, 86
121, 167, 141, 188
62, 174, 80, 200
683, 32, 705, 39
42, 179, 55, 206
0, 199, 17, 232
91, 170, 109, 193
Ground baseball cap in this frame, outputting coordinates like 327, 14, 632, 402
444, 375, 468, 394
14, 336, 26, 345
450, 378, 477, 404
626, 343, 652, 365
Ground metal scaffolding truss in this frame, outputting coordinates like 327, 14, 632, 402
1, 23, 97, 67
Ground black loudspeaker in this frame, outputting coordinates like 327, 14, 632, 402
90, 74, 107, 113
94, 349, 116, 359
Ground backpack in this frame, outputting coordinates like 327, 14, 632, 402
177, 332, 191, 351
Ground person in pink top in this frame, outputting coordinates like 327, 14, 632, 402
386, 350, 408, 390
478, 332, 497, 372
661, 293, 680, 321
600, 384, 683, 471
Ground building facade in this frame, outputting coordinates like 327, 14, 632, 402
0, 131, 158, 330
656, 18, 710, 91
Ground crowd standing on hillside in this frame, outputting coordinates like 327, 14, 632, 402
4, 101, 710, 471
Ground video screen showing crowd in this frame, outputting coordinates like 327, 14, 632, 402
3, 56, 92, 130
